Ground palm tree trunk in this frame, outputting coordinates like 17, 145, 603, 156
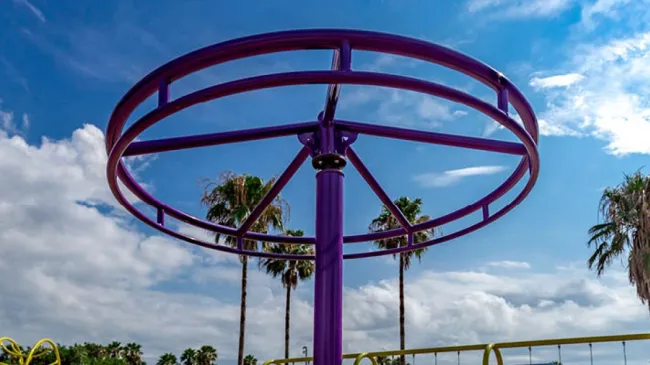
284, 284, 291, 359
238, 256, 248, 365
399, 253, 406, 365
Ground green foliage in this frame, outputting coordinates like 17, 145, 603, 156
258, 229, 315, 359
243, 354, 257, 365
587, 171, 650, 309
202, 171, 289, 365
201, 171, 288, 253
157, 353, 178, 365
369, 196, 435, 365
258, 229, 315, 290
369, 196, 434, 268
0, 341, 221, 365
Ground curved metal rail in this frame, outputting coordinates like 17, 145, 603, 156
0, 337, 61, 365
260, 332, 650, 365
105, 29, 540, 260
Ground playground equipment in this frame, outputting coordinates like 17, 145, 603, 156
0, 337, 61, 365
105, 29, 540, 365
262, 332, 650, 365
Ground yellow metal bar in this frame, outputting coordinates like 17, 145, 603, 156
264, 332, 650, 365
491, 332, 650, 349
263, 353, 361, 365
353, 344, 488, 365
0, 337, 61, 365
482, 333, 650, 365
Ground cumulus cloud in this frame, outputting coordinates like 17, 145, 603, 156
531, 32, 650, 155
0, 112, 648, 364
413, 166, 508, 188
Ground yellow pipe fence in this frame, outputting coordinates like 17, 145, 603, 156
262, 332, 650, 365
0, 337, 61, 365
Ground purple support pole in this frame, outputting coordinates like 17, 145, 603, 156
313, 167, 344, 365
104, 32, 540, 365
312, 45, 348, 365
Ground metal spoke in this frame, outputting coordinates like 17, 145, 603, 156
346, 147, 412, 232
336, 119, 526, 155
123, 121, 318, 156
237, 146, 311, 236
322, 41, 351, 123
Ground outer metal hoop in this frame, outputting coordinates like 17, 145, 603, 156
105, 29, 539, 260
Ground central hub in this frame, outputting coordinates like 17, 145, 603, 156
312, 152, 347, 170
298, 113, 358, 171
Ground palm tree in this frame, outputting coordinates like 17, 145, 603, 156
196, 345, 217, 365
369, 196, 435, 365
107, 341, 122, 359
157, 353, 178, 365
202, 171, 288, 365
181, 348, 197, 365
243, 354, 258, 365
123, 343, 143, 365
587, 171, 650, 309
259, 229, 315, 359
84, 342, 106, 359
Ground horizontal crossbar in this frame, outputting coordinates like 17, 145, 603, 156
336, 120, 526, 155
122, 122, 318, 156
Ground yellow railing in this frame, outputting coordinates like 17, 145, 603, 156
263, 332, 650, 365
0, 337, 61, 365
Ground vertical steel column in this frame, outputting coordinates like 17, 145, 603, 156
312, 41, 351, 365
313, 163, 344, 365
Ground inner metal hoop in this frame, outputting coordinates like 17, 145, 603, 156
105, 29, 540, 260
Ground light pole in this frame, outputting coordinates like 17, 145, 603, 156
302, 346, 309, 365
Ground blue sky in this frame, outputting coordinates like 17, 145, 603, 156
1, 0, 650, 364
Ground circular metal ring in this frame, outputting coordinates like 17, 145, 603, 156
106, 29, 539, 260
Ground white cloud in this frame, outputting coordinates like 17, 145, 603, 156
487, 260, 531, 269
413, 166, 508, 188
0, 112, 649, 364
466, 0, 575, 18
580, 0, 634, 29
341, 88, 457, 129
531, 32, 650, 155
0, 104, 29, 135
466, 0, 640, 28
13, 0, 46, 23
530, 73, 585, 89
453, 110, 469, 117
482, 120, 504, 137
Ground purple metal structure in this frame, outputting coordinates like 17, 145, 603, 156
105, 30, 539, 365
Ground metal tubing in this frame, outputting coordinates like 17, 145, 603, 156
105, 29, 540, 261
346, 147, 412, 231
123, 121, 318, 156
336, 119, 526, 156
237, 147, 311, 235
313, 169, 344, 365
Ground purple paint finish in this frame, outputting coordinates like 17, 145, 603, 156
158, 78, 169, 107
313, 168, 345, 365
236, 147, 310, 235
156, 207, 165, 226
106, 29, 539, 260
106, 29, 540, 365
346, 147, 412, 231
